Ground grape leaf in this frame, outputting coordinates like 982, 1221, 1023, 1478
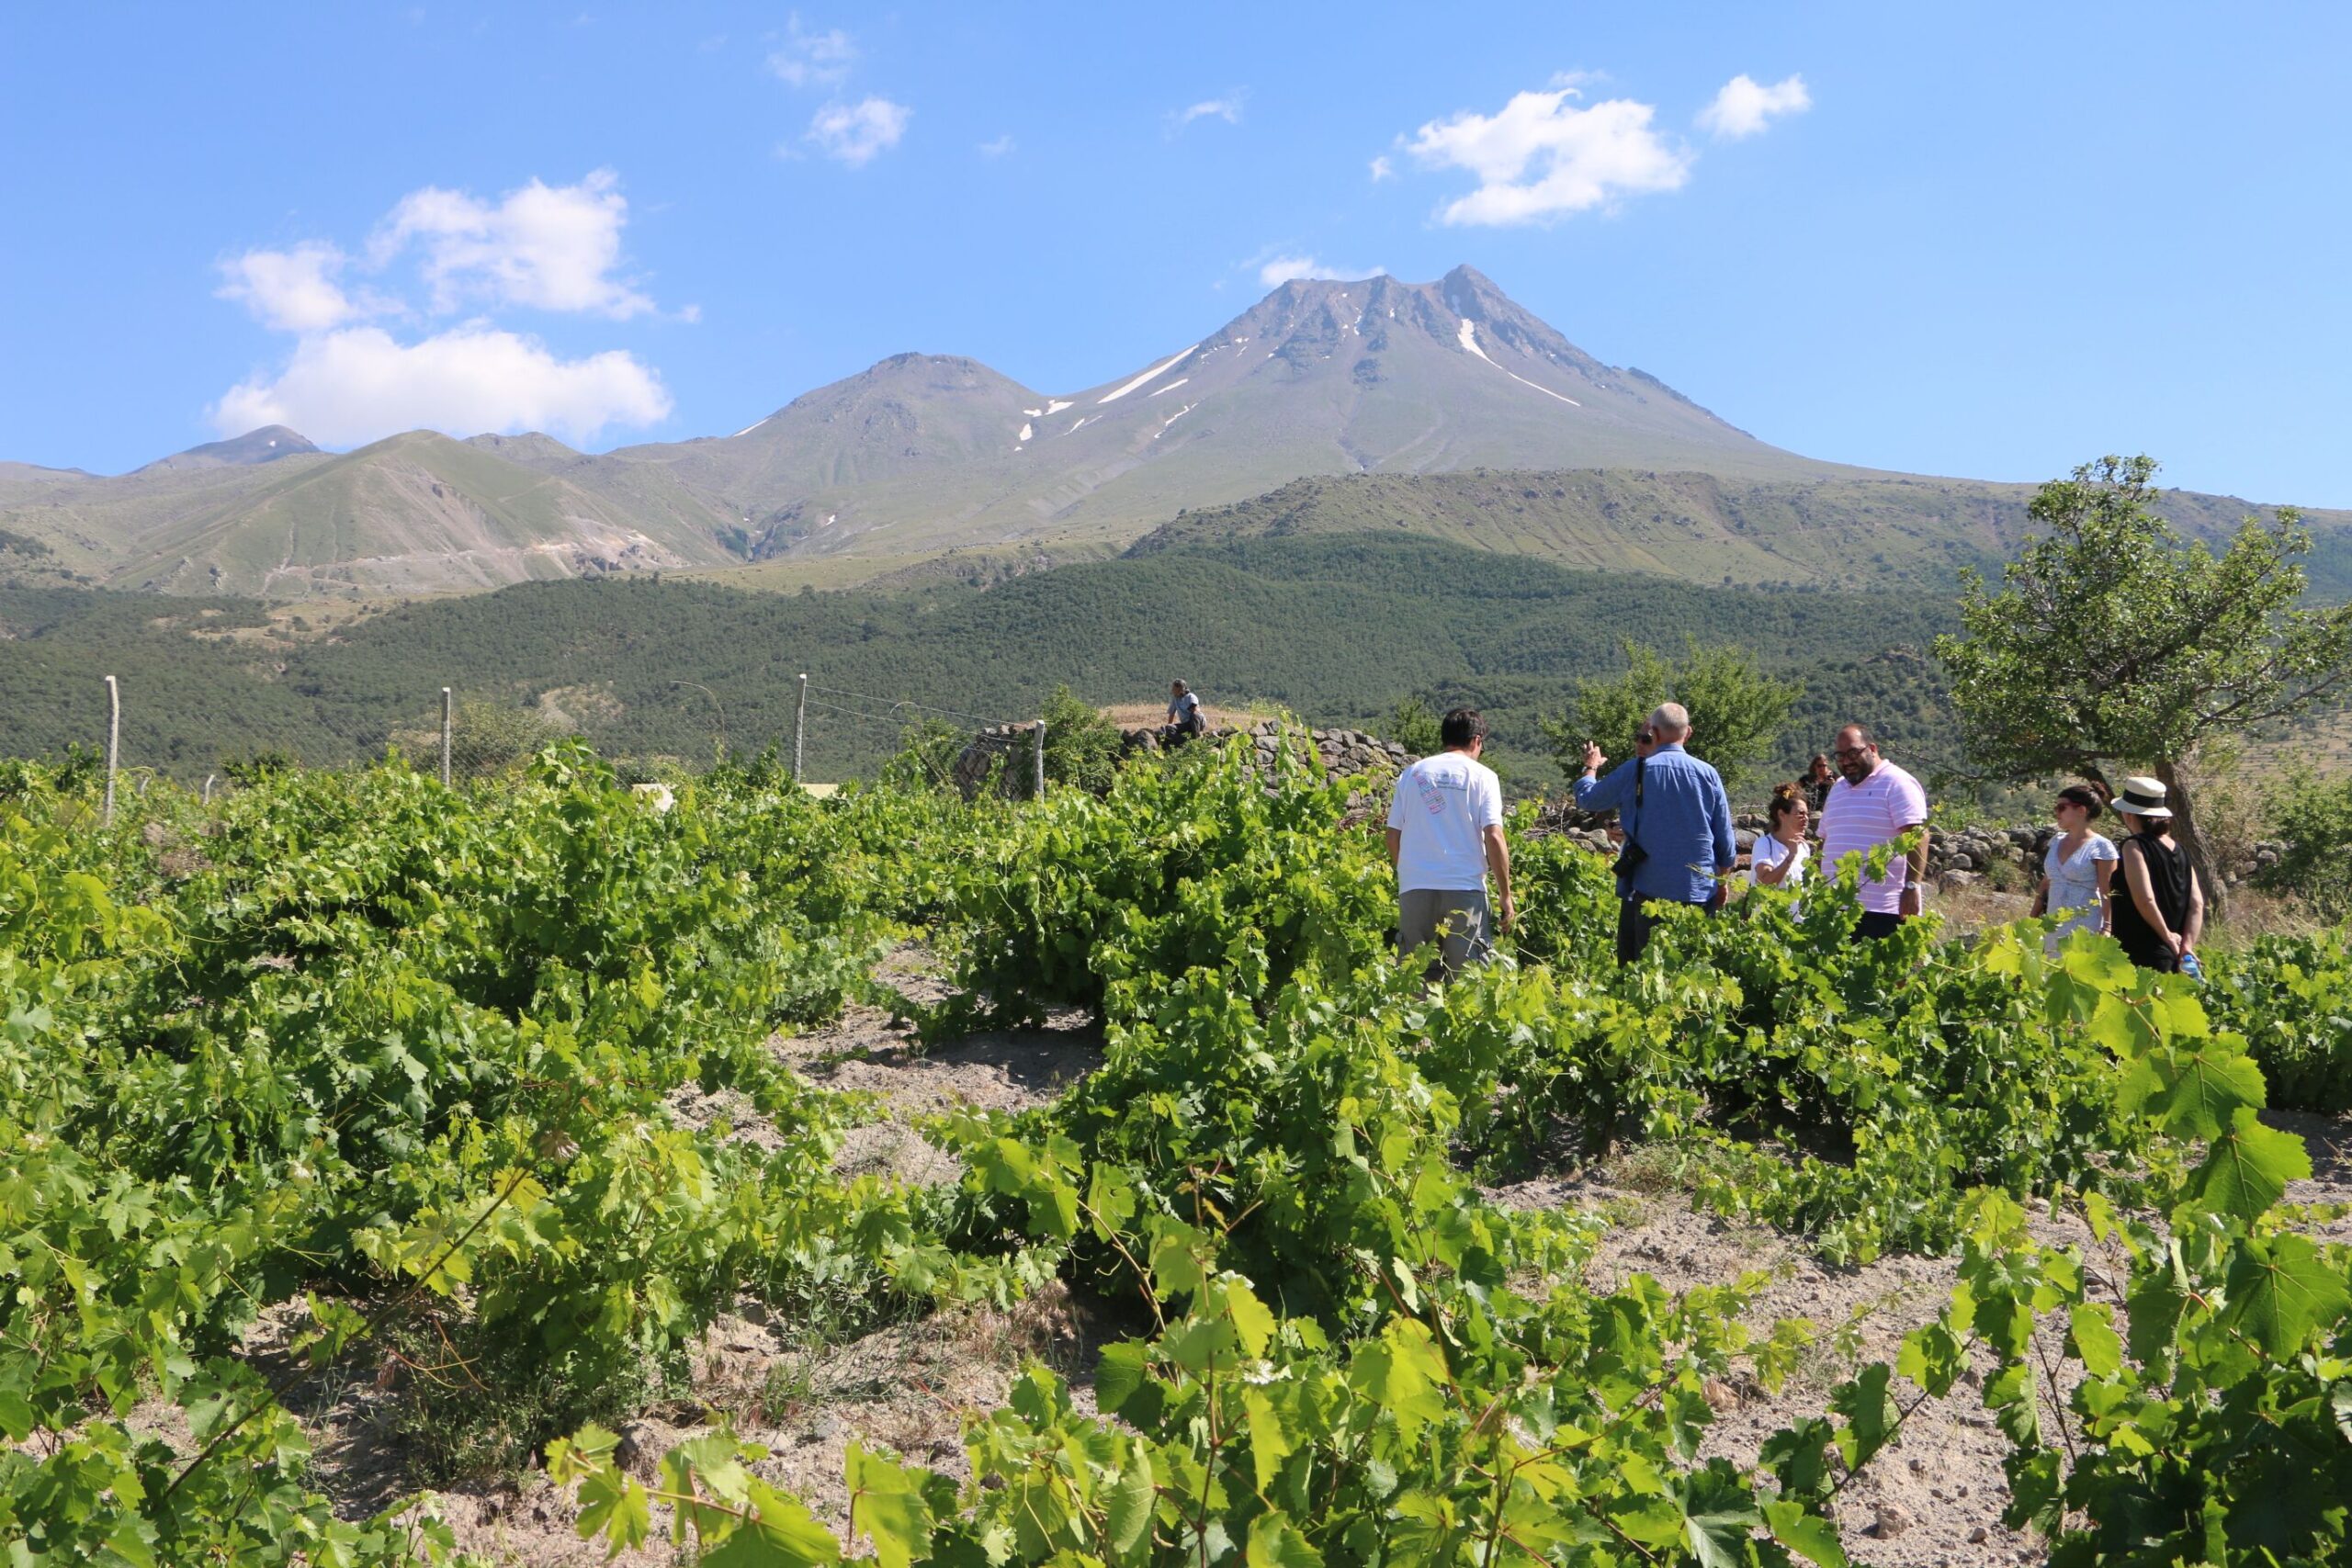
2190, 1109, 2311, 1224
2219, 1233, 2352, 1359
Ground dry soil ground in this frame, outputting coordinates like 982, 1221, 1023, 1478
242, 949, 2352, 1565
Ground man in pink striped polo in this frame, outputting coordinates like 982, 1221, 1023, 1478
1816, 723, 1931, 941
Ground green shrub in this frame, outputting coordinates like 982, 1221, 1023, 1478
2207, 927, 2352, 1113
2257, 765, 2352, 917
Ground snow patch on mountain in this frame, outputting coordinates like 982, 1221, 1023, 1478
1457, 321, 1581, 409
1148, 378, 1190, 397
1096, 346, 1197, 404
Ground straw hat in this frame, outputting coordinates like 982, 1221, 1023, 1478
2113, 775, 2173, 819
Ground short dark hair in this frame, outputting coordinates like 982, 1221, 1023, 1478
2056, 784, 2104, 819
1836, 723, 1877, 750
1441, 706, 1485, 749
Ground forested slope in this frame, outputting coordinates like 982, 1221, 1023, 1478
2, 534, 1962, 785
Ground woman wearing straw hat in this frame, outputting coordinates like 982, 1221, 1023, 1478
2108, 775, 2206, 975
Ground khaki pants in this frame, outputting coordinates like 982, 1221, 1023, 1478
1398, 888, 1493, 980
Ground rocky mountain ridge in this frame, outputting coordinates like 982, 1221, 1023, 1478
5, 265, 2345, 598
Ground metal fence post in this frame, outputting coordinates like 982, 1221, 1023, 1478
440, 686, 453, 787
103, 675, 119, 827
1033, 718, 1046, 799
795, 673, 808, 783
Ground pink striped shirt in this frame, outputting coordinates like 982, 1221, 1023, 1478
1819, 761, 1928, 913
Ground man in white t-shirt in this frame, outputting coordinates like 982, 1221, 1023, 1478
1385, 705, 1513, 980
1816, 723, 1931, 941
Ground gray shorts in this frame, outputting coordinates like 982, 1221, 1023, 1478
1398, 888, 1494, 979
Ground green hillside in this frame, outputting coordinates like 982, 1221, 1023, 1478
0, 533, 1966, 791
119, 431, 741, 596
1133, 468, 2352, 596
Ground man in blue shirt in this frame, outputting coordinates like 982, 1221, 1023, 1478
1573, 702, 1736, 964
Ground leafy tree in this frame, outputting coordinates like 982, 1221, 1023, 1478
1935, 456, 2352, 908
1037, 684, 1125, 795
1540, 637, 1801, 798
1380, 695, 1442, 758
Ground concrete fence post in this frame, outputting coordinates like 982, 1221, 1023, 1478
103, 675, 119, 827
203, 774, 216, 805
440, 686, 453, 787
1033, 719, 1046, 799
794, 673, 808, 783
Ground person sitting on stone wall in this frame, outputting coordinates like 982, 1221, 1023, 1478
1161, 680, 1206, 746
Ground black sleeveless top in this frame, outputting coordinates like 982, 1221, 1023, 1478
2110, 829, 2194, 970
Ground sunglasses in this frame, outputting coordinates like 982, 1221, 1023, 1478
1635, 730, 1657, 745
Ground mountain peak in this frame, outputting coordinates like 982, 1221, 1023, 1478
138, 425, 319, 474
1441, 262, 1499, 294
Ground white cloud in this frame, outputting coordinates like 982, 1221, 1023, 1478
1697, 73, 1811, 139
209, 169, 677, 446
1405, 85, 1691, 226
806, 96, 910, 164
1168, 94, 1244, 133
1257, 254, 1384, 288
216, 241, 371, 333
1368, 154, 1394, 181
767, 19, 856, 88
376, 168, 655, 319
978, 133, 1016, 158
210, 323, 671, 446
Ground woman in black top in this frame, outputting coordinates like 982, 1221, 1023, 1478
2108, 775, 2204, 973
1801, 754, 1836, 819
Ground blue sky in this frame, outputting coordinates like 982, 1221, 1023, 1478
5, 2, 2349, 505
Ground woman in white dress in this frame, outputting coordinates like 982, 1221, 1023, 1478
1749, 784, 1811, 889
2032, 784, 2119, 953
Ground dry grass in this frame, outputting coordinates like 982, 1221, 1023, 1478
1928, 883, 2035, 940
2204, 886, 2326, 945
1097, 699, 1280, 730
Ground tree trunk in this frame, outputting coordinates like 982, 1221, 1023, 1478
2154, 759, 2228, 918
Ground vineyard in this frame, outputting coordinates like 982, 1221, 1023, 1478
6, 739, 2352, 1566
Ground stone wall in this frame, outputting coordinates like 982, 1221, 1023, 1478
1122, 719, 1409, 782
950, 717, 1409, 799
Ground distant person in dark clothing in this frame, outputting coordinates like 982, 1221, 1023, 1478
1161, 681, 1205, 746
1575, 703, 1736, 964
1802, 754, 1836, 818
2109, 775, 2205, 975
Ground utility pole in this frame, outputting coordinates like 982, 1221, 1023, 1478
795, 673, 808, 783
103, 675, 119, 827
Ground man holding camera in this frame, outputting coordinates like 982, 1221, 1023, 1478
1574, 703, 1736, 964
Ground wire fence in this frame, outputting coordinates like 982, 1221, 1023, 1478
52, 671, 1046, 800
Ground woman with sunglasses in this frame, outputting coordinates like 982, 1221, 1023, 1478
2030, 784, 2118, 953
1749, 782, 1811, 888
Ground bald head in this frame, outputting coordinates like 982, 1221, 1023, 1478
1648, 703, 1691, 742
